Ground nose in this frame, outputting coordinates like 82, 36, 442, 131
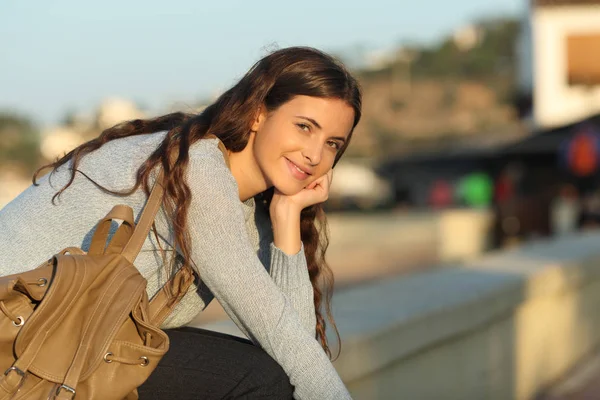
301, 139, 323, 166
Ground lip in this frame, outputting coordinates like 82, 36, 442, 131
285, 158, 312, 181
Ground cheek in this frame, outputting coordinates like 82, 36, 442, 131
256, 125, 285, 156
254, 129, 277, 158
322, 152, 337, 169
253, 133, 285, 180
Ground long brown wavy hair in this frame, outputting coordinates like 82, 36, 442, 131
34, 46, 362, 359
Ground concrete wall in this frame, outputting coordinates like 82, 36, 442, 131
335, 232, 600, 399
436, 208, 494, 262
199, 232, 600, 400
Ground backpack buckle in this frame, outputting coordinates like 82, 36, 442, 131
2, 366, 26, 392
56, 384, 76, 399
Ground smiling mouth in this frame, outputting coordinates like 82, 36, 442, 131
285, 158, 312, 180
292, 161, 311, 175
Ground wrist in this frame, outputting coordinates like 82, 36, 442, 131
270, 199, 302, 220
270, 202, 302, 255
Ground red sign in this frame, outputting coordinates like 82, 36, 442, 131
565, 128, 600, 177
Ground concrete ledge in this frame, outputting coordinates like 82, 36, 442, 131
199, 232, 600, 400
335, 232, 600, 399
437, 208, 494, 262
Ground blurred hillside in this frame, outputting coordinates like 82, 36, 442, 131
0, 114, 41, 175
0, 114, 42, 206
345, 17, 525, 158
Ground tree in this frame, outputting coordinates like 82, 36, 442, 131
0, 112, 41, 173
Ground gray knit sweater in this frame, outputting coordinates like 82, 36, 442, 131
0, 133, 351, 400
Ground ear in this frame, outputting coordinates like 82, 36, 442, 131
251, 105, 266, 132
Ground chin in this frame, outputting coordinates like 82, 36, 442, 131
273, 184, 303, 196
272, 178, 304, 196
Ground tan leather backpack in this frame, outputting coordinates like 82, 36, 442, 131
0, 137, 229, 399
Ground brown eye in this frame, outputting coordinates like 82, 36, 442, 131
296, 123, 310, 132
327, 141, 341, 150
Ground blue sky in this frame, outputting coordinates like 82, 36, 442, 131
0, 0, 525, 125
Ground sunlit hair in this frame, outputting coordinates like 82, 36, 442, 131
34, 46, 362, 359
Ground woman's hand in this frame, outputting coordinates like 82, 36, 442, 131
269, 169, 333, 255
270, 169, 333, 216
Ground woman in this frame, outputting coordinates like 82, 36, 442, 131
0, 46, 361, 399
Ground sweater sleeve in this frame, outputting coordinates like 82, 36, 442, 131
186, 149, 351, 400
269, 243, 317, 335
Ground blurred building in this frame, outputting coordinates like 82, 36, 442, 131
328, 161, 393, 211
40, 98, 146, 161
452, 24, 484, 52
380, 1, 600, 244
518, 0, 600, 128
362, 48, 399, 71
40, 126, 84, 161
96, 98, 145, 131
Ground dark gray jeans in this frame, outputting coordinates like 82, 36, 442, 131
138, 327, 294, 400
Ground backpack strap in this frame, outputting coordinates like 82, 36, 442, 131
120, 168, 167, 264
121, 134, 229, 263
88, 205, 135, 256
120, 134, 230, 326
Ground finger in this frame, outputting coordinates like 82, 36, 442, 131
313, 172, 332, 200
312, 176, 327, 188
306, 181, 319, 190
316, 170, 332, 191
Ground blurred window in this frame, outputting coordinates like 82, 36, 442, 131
567, 34, 600, 86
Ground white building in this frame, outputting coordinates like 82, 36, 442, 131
518, 0, 600, 128
96, 98, 146, 131
453, 24, 484, 52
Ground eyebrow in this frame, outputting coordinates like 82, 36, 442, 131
295, 115, 347, 143
296, 115, 322, 130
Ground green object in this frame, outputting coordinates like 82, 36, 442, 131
458, 172, 493, 207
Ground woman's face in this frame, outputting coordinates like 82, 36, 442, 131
252, 95, 355, 195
